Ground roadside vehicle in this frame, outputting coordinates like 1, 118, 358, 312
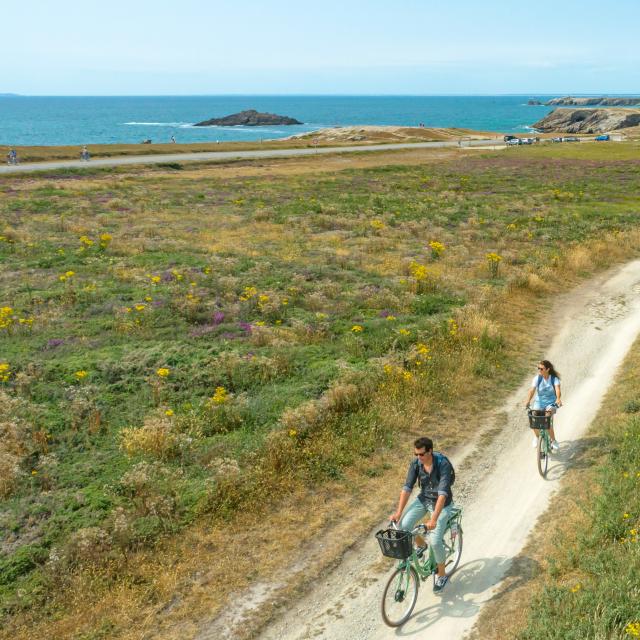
551, 137, 563, 143
506, 138, 520, 146
503, 135, 517, 142
595, 134, 610, 141
562, 136, 580, 142
376, 512, 464, 627
520, 137, 533, 145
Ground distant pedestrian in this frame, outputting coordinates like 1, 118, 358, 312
7, 148, 18, 165
80, 145, 90, 161
170, 135, 176, 143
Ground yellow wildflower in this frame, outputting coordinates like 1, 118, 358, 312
351, 325, 364, 333
210, 386, 228, 405
156, 368, 170, 378
428, 240, 446, 257
409, 261, 428, 281
398, 328, 411, 336
74, 370, 88, 380
165, 409, 174, 417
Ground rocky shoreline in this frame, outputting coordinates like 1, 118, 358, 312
528, 96, 640, 107
533, 108, 640, 133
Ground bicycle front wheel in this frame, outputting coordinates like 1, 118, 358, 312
381, 564, 419, 627
443, 525, 463, 577
537, 434, 549, 478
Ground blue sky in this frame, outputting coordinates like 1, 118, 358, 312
4, 0, 639, 95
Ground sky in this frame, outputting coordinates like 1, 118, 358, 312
3, 0, 640, 95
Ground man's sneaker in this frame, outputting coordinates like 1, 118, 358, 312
415, 544, 427, 558
532, 435, 538, 448
550, 440, 560, 452
433, 575, 449, 593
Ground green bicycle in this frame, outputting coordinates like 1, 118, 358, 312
376, 506, 463, 627
528, 406, 556, 478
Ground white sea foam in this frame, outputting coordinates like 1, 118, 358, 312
123, 122, 188, 126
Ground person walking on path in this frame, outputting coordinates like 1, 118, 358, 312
389, 436, 455, 593
525, 359, 562, 450
80, 145, 90, 161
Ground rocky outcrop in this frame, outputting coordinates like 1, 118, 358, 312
527, 99, 543, 105
533, 108, 640, 133
545, 96, 640, 106
194, 110, 302, 127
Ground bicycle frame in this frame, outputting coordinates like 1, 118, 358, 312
394, 508, 463, 578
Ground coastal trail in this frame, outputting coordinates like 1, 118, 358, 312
0, 138, 504, 174
227, 260, 640, 640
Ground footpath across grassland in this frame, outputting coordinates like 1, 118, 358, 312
470, 338, 640, 640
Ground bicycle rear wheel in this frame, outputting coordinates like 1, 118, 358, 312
381, 564, 419, 627
537, 433, 549, 478
443, 524, 463, 577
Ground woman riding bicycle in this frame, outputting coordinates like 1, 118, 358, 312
524, 359, 562, 451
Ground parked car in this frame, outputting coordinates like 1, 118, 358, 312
503, 135, 517, 142
551, 137, 563, 143
595, 134, 610, 141
562, 136, 580, 142
506, 138, 521, 145
520, 137, 534, 145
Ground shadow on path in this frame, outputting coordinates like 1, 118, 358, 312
393, 554, 540, 636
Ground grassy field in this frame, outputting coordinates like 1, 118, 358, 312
471, 336, 640, 640
2, 142, 640, 638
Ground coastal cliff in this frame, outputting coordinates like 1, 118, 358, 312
533, 108, 640, 133
194, 110, 302, 127
545, 96, 640, 107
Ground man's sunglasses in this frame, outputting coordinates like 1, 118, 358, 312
414, 451, 428, 457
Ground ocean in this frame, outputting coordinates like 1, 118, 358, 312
0, 95, 558, 147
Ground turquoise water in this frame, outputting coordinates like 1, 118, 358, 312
0, 95, 557, 146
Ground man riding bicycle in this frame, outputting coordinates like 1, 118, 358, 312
389, 437, 455, 593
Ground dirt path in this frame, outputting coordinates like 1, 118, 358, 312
252, 260, 640, 640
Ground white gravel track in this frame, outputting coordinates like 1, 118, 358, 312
254, 260, 640, 640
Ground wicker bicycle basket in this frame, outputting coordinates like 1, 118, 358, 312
528, 412, 552, 430
375, 528, 413, 560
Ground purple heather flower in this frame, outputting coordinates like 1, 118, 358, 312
212, 311, 225, 325
45, 338, 65, 349
238, 322, 253, 334
379, 310, 392, 318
